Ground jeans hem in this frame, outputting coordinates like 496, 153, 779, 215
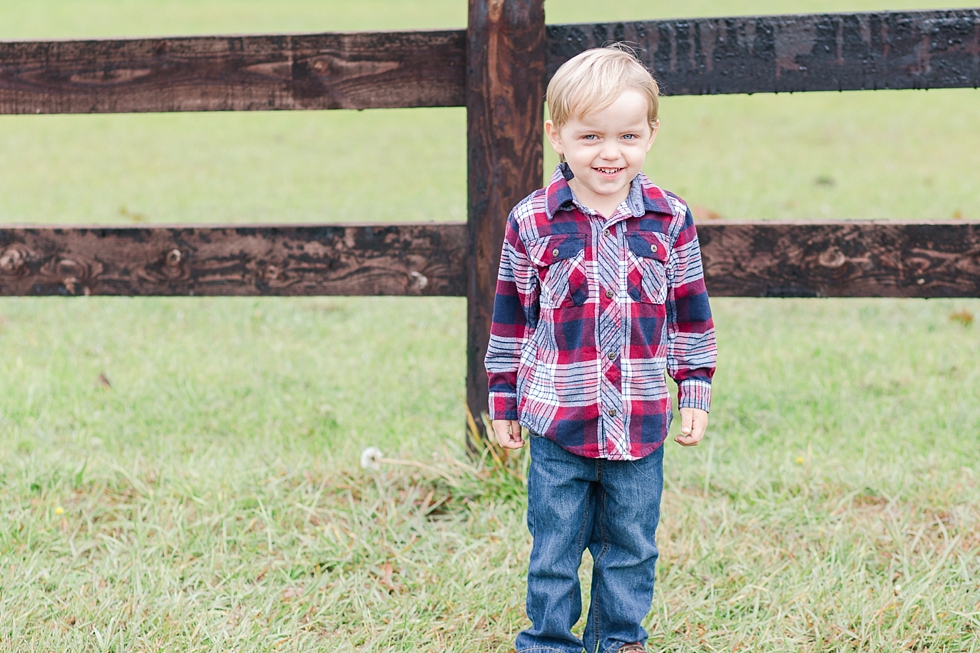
600, 643, 645, 653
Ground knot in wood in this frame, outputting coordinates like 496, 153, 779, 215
38, 255, 100, 289
410, 270, 428, 291
63, 276, 80, 295
0, 247, 25, 274
818, 246, 847, 269
57, 258, 82, 277
166, 248, 182, 267
265, 264, 280, 280
488, 0, 504, 22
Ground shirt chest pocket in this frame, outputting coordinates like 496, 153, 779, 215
626, 232, 669, 304
526, 234, 589, 308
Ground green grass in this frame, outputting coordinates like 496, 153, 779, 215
2, 297, 978, 651
1, 1, 979, 651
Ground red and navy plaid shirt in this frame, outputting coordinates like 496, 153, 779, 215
485, 164, 717, 460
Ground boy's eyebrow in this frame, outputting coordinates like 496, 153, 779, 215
565, 124, 648, 135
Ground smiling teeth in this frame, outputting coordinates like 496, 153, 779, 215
597, 168, 621, 174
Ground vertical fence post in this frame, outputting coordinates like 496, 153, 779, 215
465, 0, 546, 441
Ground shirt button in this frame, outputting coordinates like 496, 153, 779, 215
650, 243, 658, 253
608, 408, 617, 417
603, 228, 612, 237
607, 351, 617, 360
604, 289, 614, 299
552, 248, 560, 257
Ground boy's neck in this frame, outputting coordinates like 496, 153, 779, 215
567, 177, 632, 219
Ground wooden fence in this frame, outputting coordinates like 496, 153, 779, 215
1, 2, 979, 435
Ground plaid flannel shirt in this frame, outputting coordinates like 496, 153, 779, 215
485, 164, 717, 460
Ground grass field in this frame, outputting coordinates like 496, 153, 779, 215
1, 1, 979, 651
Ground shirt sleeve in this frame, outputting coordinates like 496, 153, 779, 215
665, 206, 717, 412
484, 212, 539, 421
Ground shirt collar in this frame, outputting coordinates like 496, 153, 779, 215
544, 163, 674, 220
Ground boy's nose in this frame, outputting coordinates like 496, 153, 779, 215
599, 143, 621, 160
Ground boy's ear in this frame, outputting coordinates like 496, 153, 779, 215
544, 120, 564, 157
646, 120, 660, 152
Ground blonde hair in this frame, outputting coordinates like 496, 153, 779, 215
546, 44, 660, 131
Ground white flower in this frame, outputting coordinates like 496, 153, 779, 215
360, 447, 384, 470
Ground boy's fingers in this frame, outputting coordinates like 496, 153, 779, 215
679, 408, 694, 435
491, 421, 508, 447
674, 430, 703, 446
509, 421, 524, 448
694, 412, 709, 442
500, 428, 524, 449
494, 420, 524, 449
674, 433, 701, 446
675, 408, 708, 446
695, 417, 708, 441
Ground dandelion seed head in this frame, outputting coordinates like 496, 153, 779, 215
360, 447, 384, 470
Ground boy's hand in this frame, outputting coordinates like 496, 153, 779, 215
491, 419, 524, 449
674, 408, 708, 447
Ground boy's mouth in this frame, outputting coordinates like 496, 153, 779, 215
594, 167, 624, 177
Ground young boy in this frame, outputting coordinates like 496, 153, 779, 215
485, 46, 717, 653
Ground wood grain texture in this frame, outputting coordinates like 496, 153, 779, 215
0, 224, 467, 297
0, 222, 976, 298
2, 8, 976, 116
699, 221, 980, 297
0, 30, 466, 114
547, 9, 980, 94
466, 0, 547, 436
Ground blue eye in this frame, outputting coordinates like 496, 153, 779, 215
583, 134, 598, 140
622, 134, 637, 140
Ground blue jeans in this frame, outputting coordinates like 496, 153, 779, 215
517, 434, 664, 653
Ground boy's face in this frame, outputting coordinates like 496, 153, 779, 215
545, 89, 657, 216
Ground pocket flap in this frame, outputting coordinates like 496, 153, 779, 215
526, 234, 586, 267
626, 232, 669, 263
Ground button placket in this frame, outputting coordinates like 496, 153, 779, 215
595, 217, 626, 451
598, 222, 620, 304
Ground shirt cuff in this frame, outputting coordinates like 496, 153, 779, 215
488, 391, 519, 421
678, 379, 712, 412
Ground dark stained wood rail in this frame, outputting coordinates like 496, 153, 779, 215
1, 222, 977, 298
548, 9, 980, 94
466, 0, 546, 438
700, 221, 980, 298
0, 30, 467, 114
0, 224, 468, 297
2, 9, 978, 115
